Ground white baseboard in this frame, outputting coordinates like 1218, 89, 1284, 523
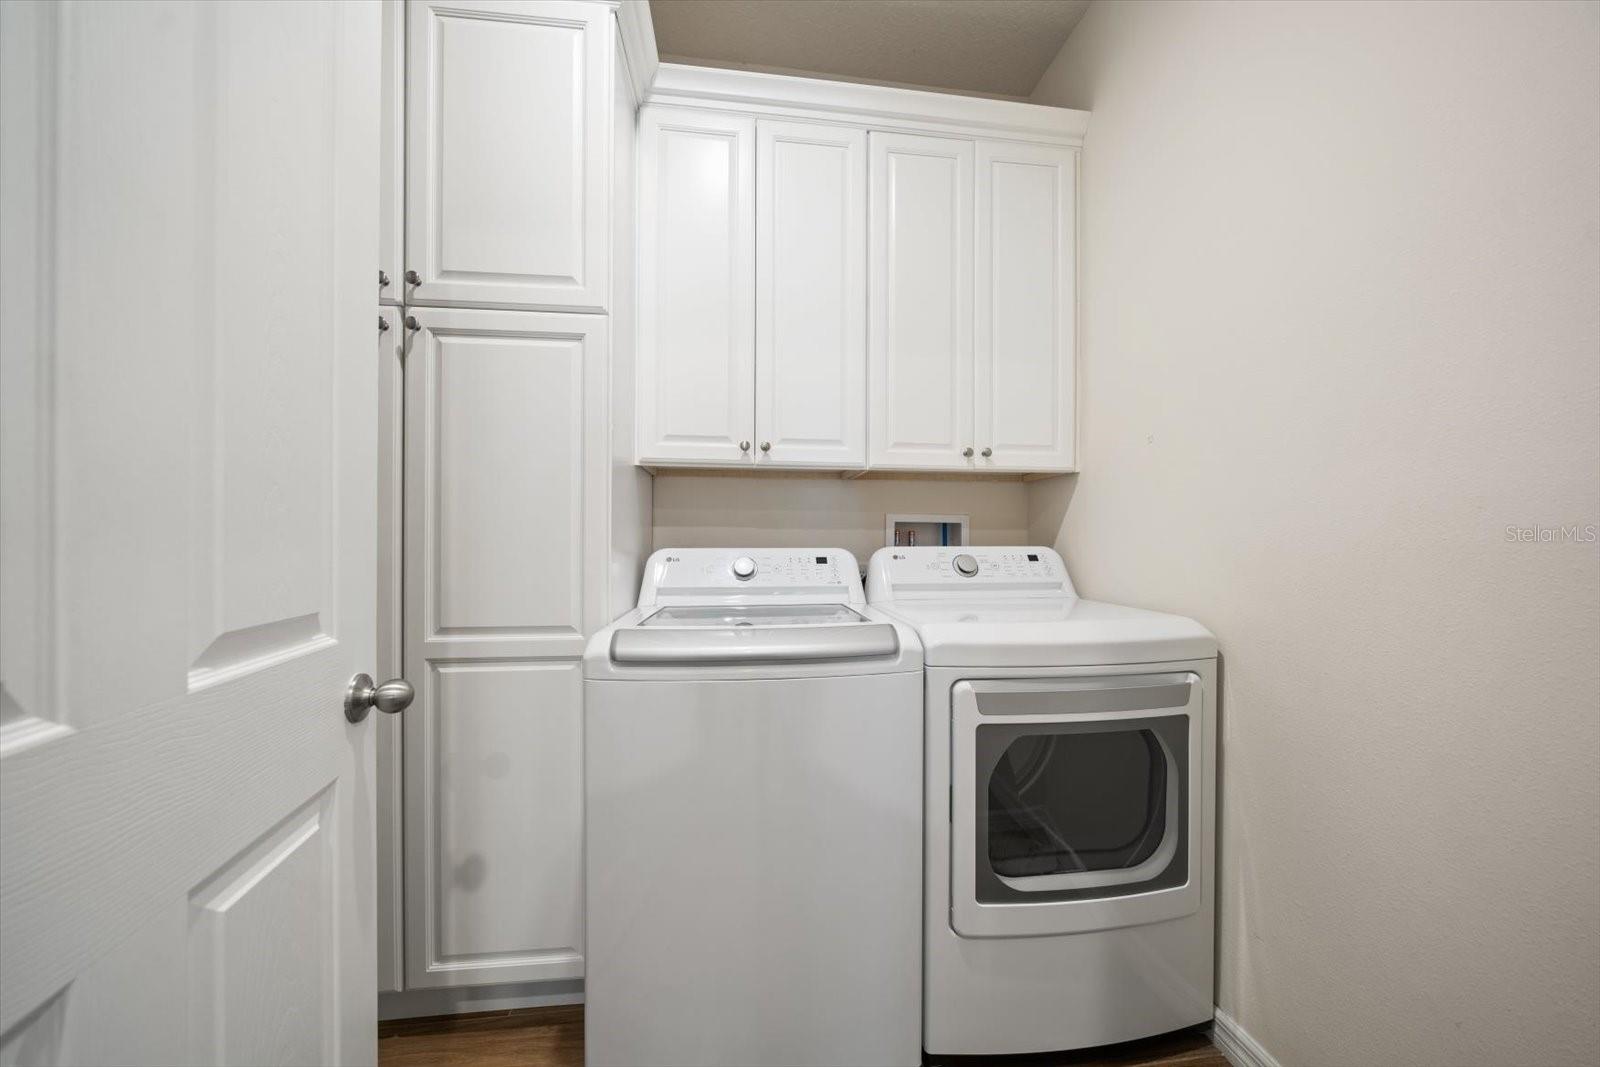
1211, 1009, 1280, 1067
379, 979, 584, 1021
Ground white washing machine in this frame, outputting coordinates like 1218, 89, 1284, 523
584, 548, 923, 1067
864, 546, 1218, 1057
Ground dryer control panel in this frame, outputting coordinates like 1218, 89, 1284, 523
638, 548, 862, 606
864, 546, 1076, 600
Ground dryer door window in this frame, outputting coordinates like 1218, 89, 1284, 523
948, 674, 1206, 938
976, 716, 1187, 902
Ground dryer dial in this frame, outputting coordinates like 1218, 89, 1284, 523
953, 554, 980, 577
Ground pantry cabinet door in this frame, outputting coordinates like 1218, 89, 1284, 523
754, 121, 867, 468
637, 106, 757, 465
402, 308, 606, 988
379, 0, 404, 305
868, 133, 975, 470
974, 141, 1077, 472
405, 0, 610, 311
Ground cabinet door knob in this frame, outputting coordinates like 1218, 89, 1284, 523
739, 440, 751, 452
378, 269, 390, 289
981, 447, 992, 458
759, 441, 771, 452
962, 446, 974, 458
378, 315, 390, 333
405, 269, 421, 285
405, 315, 421, 331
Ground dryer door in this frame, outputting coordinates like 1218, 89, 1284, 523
950, 674, 1203, 937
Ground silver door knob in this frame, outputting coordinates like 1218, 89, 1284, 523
962, 446, 974, 458
981, 447, 993, 458
345, 673, 414, 723
405, 269, 421, 285
405, 315, 421, 331
759, 441, 771, 452
739, 440, 751, 452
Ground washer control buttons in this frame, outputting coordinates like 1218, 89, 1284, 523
953, 553, 980, 577
730, 556, 758, 581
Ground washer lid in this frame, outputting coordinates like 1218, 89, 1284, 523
639, 603, 867, 628
611, 617, 899, 664
874, 597, 1216, 667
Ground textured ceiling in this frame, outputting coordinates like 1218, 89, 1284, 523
650, 0, 1092, 99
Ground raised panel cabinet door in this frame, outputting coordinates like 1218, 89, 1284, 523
867, 133, 976, 470
402, 308, 606, 988
405, 0, 610, 311
0, 2, 379, 1062
379, 0, 404, 305
974, 141, 1077, 472
754, 120, 867, 468
637, 106, 757, 466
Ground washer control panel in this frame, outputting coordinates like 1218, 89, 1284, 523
640, 548, 862, 605
865, 546, 1075, 599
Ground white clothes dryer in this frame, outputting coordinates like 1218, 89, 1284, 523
865, 547, 1218, 1057
585, 548, 923, 1067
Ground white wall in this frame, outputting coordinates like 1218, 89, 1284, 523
652, 473, 1028, 569
1029, 2, 1600, 1064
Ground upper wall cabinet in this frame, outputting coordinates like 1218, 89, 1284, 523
975, 141, 1077, 472
868, 133, 974, 471
636, 107, 870, 467
755, 121, 867, 467
638, 111, 868, 469
405, 0, 610, 311
636, 65, 1086, 475
636, 107, 756, 465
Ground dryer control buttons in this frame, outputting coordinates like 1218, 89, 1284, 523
953, 554, 980, 577
730, 556, 758, 581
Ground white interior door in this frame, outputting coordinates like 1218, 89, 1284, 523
754, 120, 867, 468
636, 106, 757, 466
402, 308, 605, 988
405, 0, 611, 312
0, 3, 380, 1065
974, 141, 1077, 472
867, 132, 976, 470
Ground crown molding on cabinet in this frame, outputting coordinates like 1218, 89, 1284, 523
647, 62, 1089, 145
615, 0, 659, 104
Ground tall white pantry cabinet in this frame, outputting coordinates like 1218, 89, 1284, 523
377, 0, 653, 1005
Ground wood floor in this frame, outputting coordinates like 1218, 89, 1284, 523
377, 1005, 1229, 1067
